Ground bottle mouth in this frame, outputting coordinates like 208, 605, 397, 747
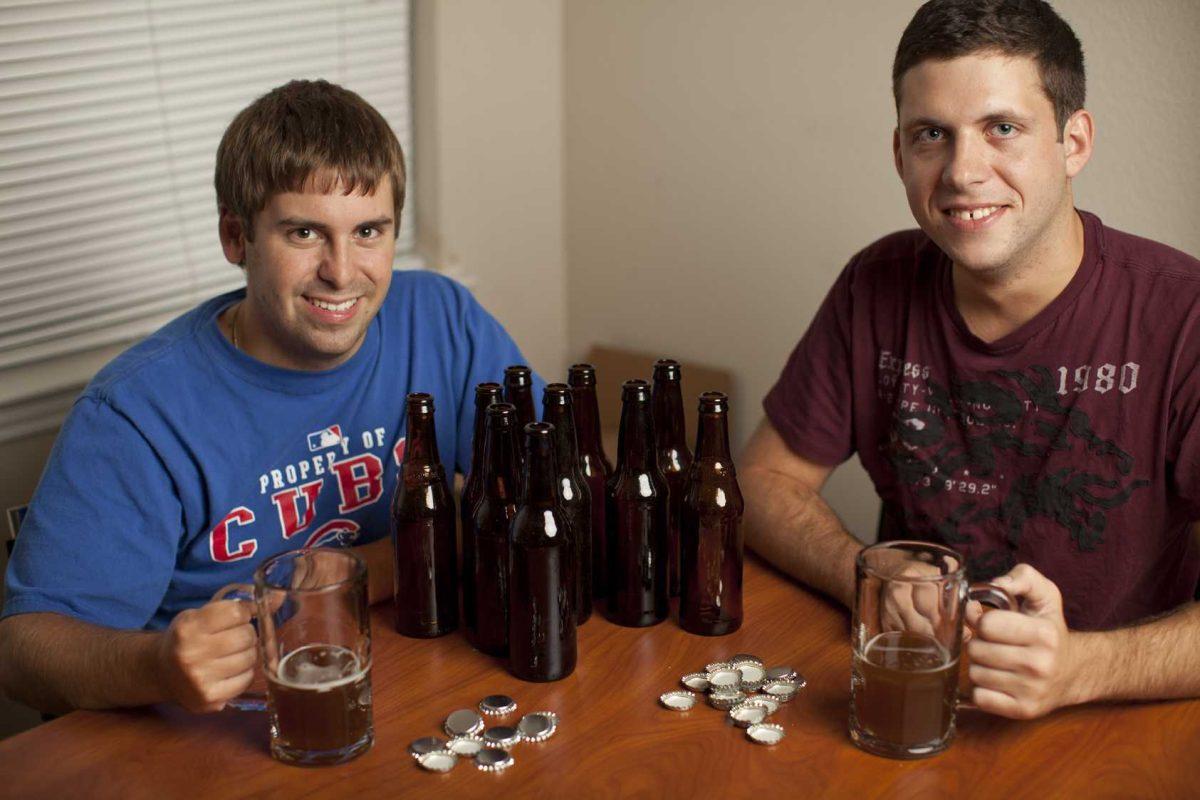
653, 359, 682, 380
544, 382, 572, 403
475, 381, 502, 394
568, 364, 597, 386
487, 402, 516, 420
524, 421, 555, 437
622, 379, 652, 401
407, 391, 435, 411
698, 391, 728, 412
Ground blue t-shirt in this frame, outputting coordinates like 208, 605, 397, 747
3, 270, 543, 630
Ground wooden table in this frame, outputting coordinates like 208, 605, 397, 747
2, 557, 1197, 799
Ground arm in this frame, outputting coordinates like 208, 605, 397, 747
0, 602, 255, 715
967, 564, 1200, 719
741, 416, 862, 609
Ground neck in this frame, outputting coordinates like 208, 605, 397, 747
952, 208, 1085, 343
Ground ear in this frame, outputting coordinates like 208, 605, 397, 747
218, 208, 247, 267
1062, 109, 1094, 179
892, 127, 904, 179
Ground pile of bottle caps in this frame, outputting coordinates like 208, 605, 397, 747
408, 694, 560, 773
658, 653, 806, 745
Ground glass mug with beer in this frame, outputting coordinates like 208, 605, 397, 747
849, 541, 1014, 759
216, 548, 373, 766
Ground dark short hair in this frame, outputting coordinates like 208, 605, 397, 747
215, 80, 406, 239
893, 0, 1085, 136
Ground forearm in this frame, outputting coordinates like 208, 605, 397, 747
0, 613, 167, 714
350, 536, 394, 606
743, 466, 863, 608
1069, 602, 1200, 704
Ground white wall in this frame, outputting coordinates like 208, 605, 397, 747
563, 0, 1200, 541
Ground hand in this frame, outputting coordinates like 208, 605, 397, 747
966, 563, 1081, 719
880, 560, 945, 639
155, 599, 257, 713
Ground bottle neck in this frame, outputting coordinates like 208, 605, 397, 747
481, 420, 518, 502
653, 379, 688, 450
617, 399, 654, 472
521, 434, 559, 504
695, 411, 732, 463
572, 385, 604, 454
404, 411, 442, 472
543, 404, 581, 477
469, 398, 492, 474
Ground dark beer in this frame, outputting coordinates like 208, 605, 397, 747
391, 392, 457, 637
508, 422, 577, 681
465, 403, 520, 656
462, 382, 503, 637
679, 391, 744, 636
850, 631, 958, 750
605, 380, 669, 627
542, 384, 592, 624
568, 363, 612, 598
267, 643, 372, 765
652, 359, 692, 597
503, 365, 536, 454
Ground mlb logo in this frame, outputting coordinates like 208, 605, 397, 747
307, 424, 343, 452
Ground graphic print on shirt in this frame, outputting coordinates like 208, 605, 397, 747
207, 423, 408, 563
876, 350, 1150, 579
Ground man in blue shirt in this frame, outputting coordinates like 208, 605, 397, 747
0, 80, 540, 714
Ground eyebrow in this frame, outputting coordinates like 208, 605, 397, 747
276, 216, 394, 230
902, 109, 1034, 132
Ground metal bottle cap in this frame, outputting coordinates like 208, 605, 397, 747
476, 748, 515, 772
737, 663, 767, 692
746, 722, 786, 745
447, 735, 485, 756
481, 725, 522, 749
704, 660, 732, 674
729, 654, 763, 667
445, 708, 486, 737
680, 672, 710, 692
517, 712, 559, 741
408, 736, 448, 759
659, 691, 697, 711
741, 695, 780, 715
417, 750, 459, 772
729, 702, 769, 728
765, 665, 798, 683
707, 668, 742, 693
479, 694, 518, 716
707, 690, 745, 710
762, 679, 800, 701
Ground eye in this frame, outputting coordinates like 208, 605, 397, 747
992, 122, 1018, 137
915, 127, 945, 143
357, 225, 379, 239
291, 227, 316, 240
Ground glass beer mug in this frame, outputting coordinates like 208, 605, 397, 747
849, 541, 1013, 759
216, 548, 374, 766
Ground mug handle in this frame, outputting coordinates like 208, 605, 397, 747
211, 583, 267, 712
957, 581, 1017, 709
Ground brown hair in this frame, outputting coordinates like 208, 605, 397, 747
893, 0, 1086, 137
214, 80, 406, 239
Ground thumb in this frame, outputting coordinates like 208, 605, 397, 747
992, 563, 1062, 618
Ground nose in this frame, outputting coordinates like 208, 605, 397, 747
941, 134, 990, 192
316, 238, 354, 288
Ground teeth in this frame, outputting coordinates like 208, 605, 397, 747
309, 297, 357, 312
950, 206, 1000, 221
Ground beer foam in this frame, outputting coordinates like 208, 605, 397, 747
273, 643, 369, 691
863, 631, 956, 674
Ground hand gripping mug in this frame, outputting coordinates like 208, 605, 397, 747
215, 548, 374, 766
849, 541, 1014, 759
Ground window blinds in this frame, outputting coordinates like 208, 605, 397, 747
0, 0, 415, 440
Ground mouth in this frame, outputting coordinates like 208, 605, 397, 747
304, 295, 361, 322
942, 204, 1007, 231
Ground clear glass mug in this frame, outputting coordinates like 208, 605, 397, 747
849, 541, 1014, 759
215, 548, 374, 766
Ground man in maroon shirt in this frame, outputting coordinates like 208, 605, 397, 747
745, 0, 1200, 720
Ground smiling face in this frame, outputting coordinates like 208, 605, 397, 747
219, 173, 397, 371
893, 53, 1092, 282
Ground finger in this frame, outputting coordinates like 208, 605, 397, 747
968, 663, 1027, 696
967, 639, 1030, 672
209, 669, 257, 711
976, 609, 1047, 646
198, 599, 255, 632
205, 648, 259, 682
993, 564, 1060, 615
971, 686, 1025, 719
202, 623, 258, 658
895, 593, 936, 638
910, 583, 942, 626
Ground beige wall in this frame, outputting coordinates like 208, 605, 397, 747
563, 0, 1200, 541
414, 0, 568, 380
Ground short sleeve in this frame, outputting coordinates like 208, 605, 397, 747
2, 397, 182, 629
447, 282, 546, 475
762, 260, 857, 466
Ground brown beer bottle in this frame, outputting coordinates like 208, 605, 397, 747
568, 363, 611, 598
391, 393, 457, 637
503, 365, 536, 453
652, 359, 692, 598
542, 384, 592, 624
508, 422, 577, 681
461, 382, 503, 630
679, 392, 744, 636
605, 379, 669, 627
466, 403, 520, 656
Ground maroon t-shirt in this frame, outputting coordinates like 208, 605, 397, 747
764, 211, 1200, 630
